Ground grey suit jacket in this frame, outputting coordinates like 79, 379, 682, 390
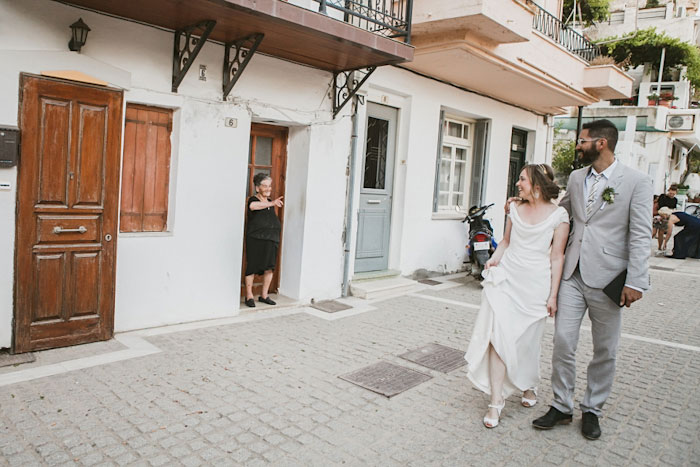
559, 162, 653, 291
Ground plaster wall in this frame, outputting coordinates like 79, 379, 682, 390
355, 66, 547, 276
0, 0, 345, 346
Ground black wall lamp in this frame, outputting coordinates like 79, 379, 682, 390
68, 18, 90, 53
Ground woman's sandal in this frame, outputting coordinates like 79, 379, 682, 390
483, 401, 505, 428
522, 388, 537, 408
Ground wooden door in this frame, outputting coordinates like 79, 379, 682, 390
14, 75, 123, 353
241, 123, 288, 297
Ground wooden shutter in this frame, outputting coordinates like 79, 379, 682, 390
470, 119, 490, 207
432, 110, 445, 212
120, 104, 172, 232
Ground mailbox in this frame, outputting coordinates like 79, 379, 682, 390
0, 126, 20, 168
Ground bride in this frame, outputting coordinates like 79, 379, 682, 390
465, 163, 569, 428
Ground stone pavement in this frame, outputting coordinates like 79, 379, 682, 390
1, 260, 699, 466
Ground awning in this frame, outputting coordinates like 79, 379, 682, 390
553, 116, 664, 132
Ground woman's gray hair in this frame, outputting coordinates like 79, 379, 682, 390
253, 173, 272, 187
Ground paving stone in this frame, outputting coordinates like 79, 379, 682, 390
0, 267, 698, 466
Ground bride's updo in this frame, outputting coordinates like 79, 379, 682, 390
523, 163, 560, 201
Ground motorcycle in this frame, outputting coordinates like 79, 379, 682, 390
463, 203, 497, 279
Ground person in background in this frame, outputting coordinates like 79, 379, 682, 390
244, 173, 283, 307
659, 207, 700, 259
653, 186, 678, 253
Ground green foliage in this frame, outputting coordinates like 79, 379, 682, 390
597, 28, 700, 87
643, 0, 661, 8
563, 0, 610, 25
552, 139, 576, 182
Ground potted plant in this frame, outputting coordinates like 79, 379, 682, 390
647, 93, 660, 106
677, 184, 690, 196
659, 92, 678, 107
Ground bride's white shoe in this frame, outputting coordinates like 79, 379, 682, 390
521, 388, 538, 408
483, 401, 505, 428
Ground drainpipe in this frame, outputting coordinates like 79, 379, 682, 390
574, 105, 584, 169
342, 94, 361, 297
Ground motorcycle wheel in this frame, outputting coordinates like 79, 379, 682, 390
472, 263, 484, 280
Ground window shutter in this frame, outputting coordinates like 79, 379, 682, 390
120, 105, 172, 232
470, 120, 490, 207
432, 110, 445, 212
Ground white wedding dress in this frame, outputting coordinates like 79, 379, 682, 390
465, 202, 569, 398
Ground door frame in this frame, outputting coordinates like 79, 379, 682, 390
241, 122, 288, 297
13, 73, 123, 353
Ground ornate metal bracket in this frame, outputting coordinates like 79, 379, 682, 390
172, 20, 216, 93
223, 33, 264, 100
332, 67, 376, 118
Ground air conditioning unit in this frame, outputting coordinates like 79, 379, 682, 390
666, 114, 695, 131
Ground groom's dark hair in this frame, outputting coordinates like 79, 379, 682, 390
583, 119, 618, 151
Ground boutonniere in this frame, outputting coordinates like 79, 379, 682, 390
602, 187, 617, 204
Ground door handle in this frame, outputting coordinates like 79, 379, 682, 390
53, 226, 87, 234
367, 200, 381, 204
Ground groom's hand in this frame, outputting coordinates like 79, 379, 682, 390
620, 287, 642, 307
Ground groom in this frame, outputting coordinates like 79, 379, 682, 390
533, 119, 652, 439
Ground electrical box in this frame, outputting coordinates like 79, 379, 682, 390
0, 127, 20, 168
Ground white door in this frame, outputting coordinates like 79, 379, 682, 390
355, 103, 397, 273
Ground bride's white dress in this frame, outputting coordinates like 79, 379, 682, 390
465, 202, 569, 398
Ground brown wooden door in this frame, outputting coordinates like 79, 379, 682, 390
14, 75, 123, 353
241, 123, 288, 297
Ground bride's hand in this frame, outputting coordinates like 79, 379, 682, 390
546, 296, 557, 317
484, 258, 499, 269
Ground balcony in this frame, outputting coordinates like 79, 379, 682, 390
60, 0, 414, 72
411, 0, 533, 44
404, 0, 632, 114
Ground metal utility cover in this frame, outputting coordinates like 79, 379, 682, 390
311, 300, 353, 313
418, 279, 441, 286
399, 343, 466, 373
0, 351, 35, 368
339, 361, 431, 398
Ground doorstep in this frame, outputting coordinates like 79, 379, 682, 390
349, 276, 423, 300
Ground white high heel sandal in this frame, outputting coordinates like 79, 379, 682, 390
521, 387, 538, 408
483, 401, 505, 428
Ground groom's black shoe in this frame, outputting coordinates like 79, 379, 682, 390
532, 406, 573, 430
581, 412, 601, 440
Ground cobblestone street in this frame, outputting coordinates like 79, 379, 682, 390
1, 259, 699, 466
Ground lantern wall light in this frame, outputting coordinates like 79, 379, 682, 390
68, 18, 90, 53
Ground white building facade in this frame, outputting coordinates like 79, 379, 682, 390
0, 0, 630, 352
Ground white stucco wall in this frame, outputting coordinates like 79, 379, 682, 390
351, 67, 548, 277
1, 0, 556, 348
0, 0, 349, 346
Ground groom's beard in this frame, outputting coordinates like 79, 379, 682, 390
578, 146, 600, 165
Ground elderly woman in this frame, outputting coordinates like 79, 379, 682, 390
244, 173, 283, 307
659, 206, 700, 259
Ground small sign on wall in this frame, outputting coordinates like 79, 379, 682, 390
0, 127, 20, 168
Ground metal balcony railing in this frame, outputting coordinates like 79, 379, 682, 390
312, 0, 413, 44
531, 2, 600, 62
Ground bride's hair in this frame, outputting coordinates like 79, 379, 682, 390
523, 163, 560, 201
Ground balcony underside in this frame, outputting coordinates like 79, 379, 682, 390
59, 0, 413, 71
404, 41, 597, 114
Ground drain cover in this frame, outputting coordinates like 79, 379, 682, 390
399, 343, 466, 373
418, 279, 441, 286
339, 361, 431, 397
0, 352, 35, 368
311, 300, 353, 313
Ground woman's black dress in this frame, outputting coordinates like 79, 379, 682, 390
245, 196, 281, 275
671, 212, 700, 259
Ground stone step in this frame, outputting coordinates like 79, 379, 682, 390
349, 276, 422, 300
352, 269, 401, 282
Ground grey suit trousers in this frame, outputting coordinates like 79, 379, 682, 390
551, 268, 623, 416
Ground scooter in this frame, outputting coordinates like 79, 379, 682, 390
463, 203, 497, 279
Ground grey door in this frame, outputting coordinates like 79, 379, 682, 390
355, 103, 397, 273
